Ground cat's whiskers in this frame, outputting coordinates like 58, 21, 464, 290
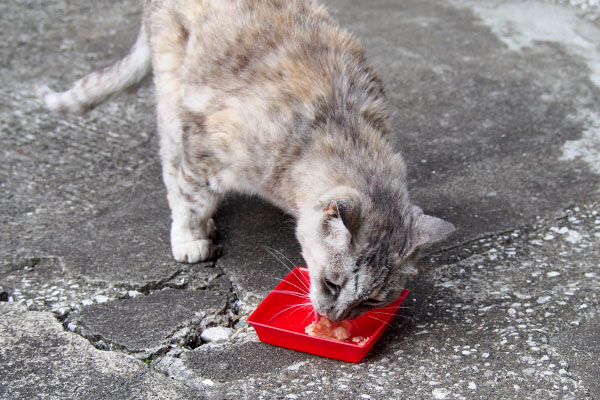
270, 246, 297, 270
368, 310, 401, 317
365, 314, 392, 327
350, 320, 361, 338
274, 247, 311, 292
271, 289, 310, 299
375, 305, 409, 311
267, 302, 313, 323
263, 246, 310, 293
264, 275, 310, 296
263, 246, 294, 271
301, 307, 317, 325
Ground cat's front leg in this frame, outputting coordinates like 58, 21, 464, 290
155, 82, 219, 263
166, 165, 220, 263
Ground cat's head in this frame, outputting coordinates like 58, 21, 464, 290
296, 186, 454, 322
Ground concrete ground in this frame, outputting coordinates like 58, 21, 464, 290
1, 0, 599, 398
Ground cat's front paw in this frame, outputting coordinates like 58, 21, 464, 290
172, 239, 212, 263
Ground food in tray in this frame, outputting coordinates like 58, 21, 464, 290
305, 316, 370, 345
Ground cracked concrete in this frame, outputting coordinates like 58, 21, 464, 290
66, 288, 229, 359
0, 303, 196, 399
2, 0, 600, 398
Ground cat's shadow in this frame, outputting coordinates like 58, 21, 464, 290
213, 194, 304, 301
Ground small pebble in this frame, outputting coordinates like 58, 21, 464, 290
523, 368, 536, 376
201, 327, 234, 343
537, 296, 551, 304
94, 295, 109, 304
432, 388, 449, 399
564, 230, 583, 244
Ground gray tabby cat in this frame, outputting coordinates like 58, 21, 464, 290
42, 0, 455, 322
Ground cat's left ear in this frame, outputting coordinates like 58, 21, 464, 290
409, 205, 455, 250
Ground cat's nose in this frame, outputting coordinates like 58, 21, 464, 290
328, 308, 350, 323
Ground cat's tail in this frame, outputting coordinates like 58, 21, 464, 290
40, 23, 151, 114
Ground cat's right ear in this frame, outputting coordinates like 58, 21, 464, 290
322, 199, 359, 248
323, 199, 360, 232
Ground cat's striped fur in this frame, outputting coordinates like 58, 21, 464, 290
42, 0, 454, 321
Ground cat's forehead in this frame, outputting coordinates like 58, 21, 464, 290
356, 225, 408, 262
360, 204, 409, 236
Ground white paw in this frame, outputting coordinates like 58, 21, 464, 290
172, 239, 212, 263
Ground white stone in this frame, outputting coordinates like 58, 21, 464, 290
523, 368, 536, 376
94, 295, 109, 304
201, 327, 234, 343
546, 271, 560, 278
432, 388, 449, 399
564, 230, 583, 244
537, 296, 551, 304
287, 361, 306, 371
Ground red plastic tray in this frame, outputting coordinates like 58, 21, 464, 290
247, 266, 409, 363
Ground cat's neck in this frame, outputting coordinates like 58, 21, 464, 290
288, 127, 408, 216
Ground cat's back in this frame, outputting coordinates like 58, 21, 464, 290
146, 0, 391, 208
150, 0, 386, 146
148, 0, 359, 89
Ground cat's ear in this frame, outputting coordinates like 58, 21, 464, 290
409, 205, 455, 251
324, 199, 360, 232
322, 199, 359, 248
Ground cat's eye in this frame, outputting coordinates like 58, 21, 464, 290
323, 278, 341, 296
362, 298, 384, 307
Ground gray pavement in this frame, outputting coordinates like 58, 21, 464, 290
1, 0, 600, 399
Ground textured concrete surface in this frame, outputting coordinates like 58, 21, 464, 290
552, 318, 600, 398
1, 0, 600, 399
0, 303, 195, 399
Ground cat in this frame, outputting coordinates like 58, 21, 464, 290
41, 0, 455, 322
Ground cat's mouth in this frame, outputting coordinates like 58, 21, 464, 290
315, 304, 362, 323
325, 309, 353, 323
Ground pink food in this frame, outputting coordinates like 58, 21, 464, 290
305, 316, 370, 345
